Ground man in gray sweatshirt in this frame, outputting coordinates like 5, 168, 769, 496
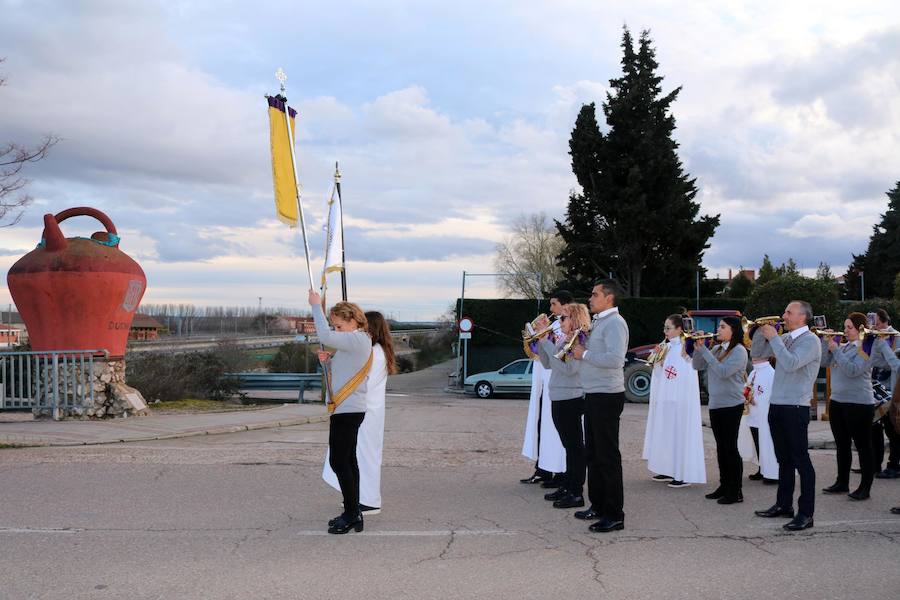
571, 279, 629, 533
754, 300, 821, 531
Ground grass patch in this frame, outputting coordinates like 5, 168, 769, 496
149, 399, 265, 413
0, 443, 26, 449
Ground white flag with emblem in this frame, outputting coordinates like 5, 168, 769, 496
321, 188, 344, 285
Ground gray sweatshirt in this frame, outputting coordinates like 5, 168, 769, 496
749, 328, 771, 361
579, 309, 629, 394
692, 343, 748, 409
820, 339, 874, 405
760, 328, 821, 406
537, 337, 583, 401
312, 304, 371, 415
872, 338, 900, 391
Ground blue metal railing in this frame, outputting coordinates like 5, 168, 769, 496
0, 350, 107, 419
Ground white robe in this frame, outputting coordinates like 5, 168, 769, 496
642, 338, 707, 484
737, 361, 778, 479
521, 341, 566, 473
322, 343, 387, 508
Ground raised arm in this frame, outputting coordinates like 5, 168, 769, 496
819, 338, 834, 368
536, 338, 553, 370
699, 344, 747, 378
540, 338, 580, 375
311, 304, 371, 353
691, 346, 708, 372
873, 337, 900, 371
769, 335, 820, 373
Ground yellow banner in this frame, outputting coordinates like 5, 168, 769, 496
267, 98, 298, 226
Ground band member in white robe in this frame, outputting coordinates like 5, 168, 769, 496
738, 329, 779, 481
323, 311, 396, 514
521, 291, 570, 483
643, 314, 706, 487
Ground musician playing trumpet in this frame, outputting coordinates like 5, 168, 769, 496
871, 308, 900, 481
819, 312, 875, 501
692, 317, 749, 504
534, 303, 592, 509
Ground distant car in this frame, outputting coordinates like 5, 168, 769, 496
464, 359, 534, 398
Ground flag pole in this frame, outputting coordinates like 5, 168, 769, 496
334, 162, 348, 302
275, 68, 315, 290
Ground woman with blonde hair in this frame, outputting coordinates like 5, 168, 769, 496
535, 302, 590, 509
324, 311, 396, 515
309, 289, 372, 534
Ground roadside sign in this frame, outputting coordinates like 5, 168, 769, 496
459, 332, 472, 340
458, 317, 474, 333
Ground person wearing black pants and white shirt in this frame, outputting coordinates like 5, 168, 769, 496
309, 289, 372, 535
754, 301, 821, 531
692, 316, 749, 505
535, 302, 591, 509
570, 280, 629, 533
820, 312, 875, 501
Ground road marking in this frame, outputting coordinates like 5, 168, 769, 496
0, 527, 83, 534
386, 393, 409, 397
295, 529, 516, 537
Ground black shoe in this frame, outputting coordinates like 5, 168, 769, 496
574, 508, 599, 520
553, 494, 585, 509
822, 482, 850, 494
589, 517, 624, 533
327, 513, 363, 534
705, 488, 725, 500
875, 468, 900, 479
851, 467, 862, 474
652, 474, 674, 482
717, 494, 744, 505
667, 480, 690, 488
755, 505, 794, 518
328, 514, 342, 527
848, 488, 870, 501
520, 473, 548, 484
360, 504, 381, 515
544, 488, 568, 501
748, 471, 763, 481
763, 478, 778, 485
783, 514, 814, 531
890, 507, 900, 515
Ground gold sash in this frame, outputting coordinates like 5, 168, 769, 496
325, 351, 373, 414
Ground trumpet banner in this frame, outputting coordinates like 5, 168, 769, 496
266, 96, 299, 226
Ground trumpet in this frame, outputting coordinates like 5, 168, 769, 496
554, 329, 588, 361
742, 316, 784, 346
522, 314, 556, 359
683, 332, 716, 357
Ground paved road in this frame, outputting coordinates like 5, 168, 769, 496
2, 361, 898, 599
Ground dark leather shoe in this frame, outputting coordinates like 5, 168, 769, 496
327, 513, 363, 534
783, 514, 814, 531
755, 505, 794, 518
822, 482, 849, 494
541, 475, 566, 489
890, 506, 900, 515
748, 471, 763, 481
848, 489, 870, 501
717, 494, 743, 505
763, 478, 778, 485
875, 468, 900, 479
574, 508, 599, 520
544, 488, 568, 501
589, 517, 624, 533
851, 467, 862, 474
705, 487, 725, 500
553, 494, 585, 509
520, 473, 547, 484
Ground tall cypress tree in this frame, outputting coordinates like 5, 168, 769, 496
844, 181, 900, 299
556, 27, 719, 297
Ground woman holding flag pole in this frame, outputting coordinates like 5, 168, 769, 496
267, 72, 371, 534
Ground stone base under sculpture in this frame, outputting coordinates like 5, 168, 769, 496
33, 358, 149, 420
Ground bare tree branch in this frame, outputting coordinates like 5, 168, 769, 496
493, 212, 565, 299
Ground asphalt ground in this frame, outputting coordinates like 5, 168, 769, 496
1, 360, 898, 599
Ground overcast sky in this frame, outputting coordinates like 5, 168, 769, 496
2, 0, 899, 319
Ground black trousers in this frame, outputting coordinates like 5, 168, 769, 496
709, 404, 744, 498
551, 396, 586, 496
768, 405, 815, 517
329, 412, 366, 517
829, 401, 875, 492
873, 414, 900, 471
584, 392, 625, 521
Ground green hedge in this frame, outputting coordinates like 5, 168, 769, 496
456, 297, 747, 374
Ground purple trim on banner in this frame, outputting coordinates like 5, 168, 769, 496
266, 95, 297, 118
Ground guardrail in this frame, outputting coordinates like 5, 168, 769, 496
229, 372, 323, 404
0, 350, 106, 418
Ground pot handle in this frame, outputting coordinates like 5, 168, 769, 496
52, 206, 120, 247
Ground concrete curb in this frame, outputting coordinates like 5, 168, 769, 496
0, 414, 330, 448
